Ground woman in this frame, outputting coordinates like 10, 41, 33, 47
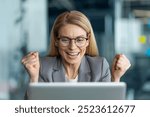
22, 10, 131, 83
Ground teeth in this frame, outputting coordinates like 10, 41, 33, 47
67, 52, 79, 56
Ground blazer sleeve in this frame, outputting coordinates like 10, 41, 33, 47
100, 57, 111, 82
38, 57, 46, 82
38, 57, 56, 82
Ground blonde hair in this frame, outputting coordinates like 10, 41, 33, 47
48, 10, 99, 57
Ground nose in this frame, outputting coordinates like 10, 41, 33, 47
68, 40, 77, 49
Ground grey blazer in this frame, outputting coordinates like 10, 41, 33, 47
38, 55, 111, 82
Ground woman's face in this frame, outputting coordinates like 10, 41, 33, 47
56, 24, 89, 65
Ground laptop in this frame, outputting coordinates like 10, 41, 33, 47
28, 82, 126, 100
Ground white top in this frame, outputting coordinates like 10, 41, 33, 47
66, 75, 78, 82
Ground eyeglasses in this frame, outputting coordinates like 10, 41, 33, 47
57, 36, 88, 47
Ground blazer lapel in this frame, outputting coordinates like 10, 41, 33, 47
78, 56, 91, 82
52, 57, 66, 82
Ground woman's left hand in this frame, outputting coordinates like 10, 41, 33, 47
111, 54, 131, 82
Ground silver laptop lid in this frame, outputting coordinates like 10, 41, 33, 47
28, 82, 126, 100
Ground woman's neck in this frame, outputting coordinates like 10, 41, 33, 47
62, 60, 80, 79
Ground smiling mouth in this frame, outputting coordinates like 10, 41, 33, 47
66, 52, 79, 56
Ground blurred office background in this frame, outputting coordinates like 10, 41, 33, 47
0, 0, 150, 99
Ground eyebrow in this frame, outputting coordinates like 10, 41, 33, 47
58, 35, 87, 38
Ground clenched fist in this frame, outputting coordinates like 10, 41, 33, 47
111, 54, 131, 82
21, 52, 40, 82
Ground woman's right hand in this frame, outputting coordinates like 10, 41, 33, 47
21, 52, 40, 82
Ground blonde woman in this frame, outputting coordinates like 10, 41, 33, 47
22, 10, 131, 83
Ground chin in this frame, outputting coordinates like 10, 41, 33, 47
66, 59, 80, 65
62, 53, 83, 65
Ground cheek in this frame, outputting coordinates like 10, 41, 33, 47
80, 47, 87, 55
58, 48, 65, 54
57, 47, 69, 58
82, 41, 89, 52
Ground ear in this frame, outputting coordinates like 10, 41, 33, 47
85, 39, 89, 47
55, 41, 58, 47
